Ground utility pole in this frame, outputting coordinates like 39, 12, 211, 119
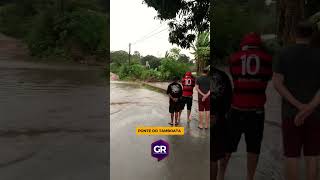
128, 43, 131, 65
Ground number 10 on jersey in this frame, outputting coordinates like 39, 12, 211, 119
240, 54, 261, 75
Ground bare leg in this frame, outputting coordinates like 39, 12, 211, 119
218, 157, 228, 180
174, 112, 179, 126
205, 110, 210, 128
199, 111, 203, 128
224, 153, 231, 174
170, 113, 174, 124
187, 110, 191, 122
247, 153, 259, 180
285, 158, 299, 180
211, 161, 218, 180
305, 156, 317, 180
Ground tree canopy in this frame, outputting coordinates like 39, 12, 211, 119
140, 55, 161, 69
0, 0, 108, 61
143, 0, 209, 49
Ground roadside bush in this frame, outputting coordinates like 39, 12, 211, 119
118, 64, 145, 80
66, 9, 107, 55
140, 55, 161, 69
116, 63, 163, 81
0, 4, 32, 38
0, 1, 107, 61
110, 62, 121, 74
158, 58, 190, 81
27, 10, 58, 57
141, 69, 161, 81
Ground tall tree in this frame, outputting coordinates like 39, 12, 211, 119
165, 48, 181, 60
143, 0, 209, 48
191, 32, 209, 74
140, 55, 161, 69
177, 54, 190, 63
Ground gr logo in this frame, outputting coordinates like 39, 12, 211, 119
151, 139, 169, 161
153, 145, 167, 154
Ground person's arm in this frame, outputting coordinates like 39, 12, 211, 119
195, 77, 204, 96
309, 90, 320, 108
167, 86, 174, 101
195, 84, 205, 96
295, 89, 320, 123
272, 72, 304, 110
204, 91, 210, 96
169, 94, 177, 101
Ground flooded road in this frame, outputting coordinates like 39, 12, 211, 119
0, 59, 108, 180
110, 82, 210, 180
110, 81, 318, 180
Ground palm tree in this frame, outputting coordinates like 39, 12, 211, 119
191, 32, 210, 74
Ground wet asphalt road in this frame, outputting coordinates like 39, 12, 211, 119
0, 59, 108, 180
110, 82, 210, 180
110, 81, 320, 180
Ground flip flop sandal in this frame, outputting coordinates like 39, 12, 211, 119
168, 122, 173, 125
198, 126, 203, 129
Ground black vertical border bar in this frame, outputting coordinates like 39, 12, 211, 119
209, 0, 214, 179
105, 0, 110, 179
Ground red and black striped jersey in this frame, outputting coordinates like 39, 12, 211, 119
181, 76, 195, 97
229, 48, 272, 109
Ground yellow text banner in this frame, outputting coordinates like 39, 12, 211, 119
136, 126, 184, 136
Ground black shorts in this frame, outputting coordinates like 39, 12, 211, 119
169, 100, 181, 113
181, 96, 193, 110
211, 114, 228, 162
226, 108, 265, 154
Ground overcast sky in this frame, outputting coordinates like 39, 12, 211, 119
110, 0, 193, 59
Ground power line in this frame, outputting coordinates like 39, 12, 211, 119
132, 27, 169, 45
131, 24, 166, 44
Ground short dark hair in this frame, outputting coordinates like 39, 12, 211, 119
296, 21, 314, 39
173, 76, 180, 81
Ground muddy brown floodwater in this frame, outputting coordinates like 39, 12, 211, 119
0, 59, 108, 180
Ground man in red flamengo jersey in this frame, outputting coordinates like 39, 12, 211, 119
225, 32, 272, 180
179, 71, 196, 123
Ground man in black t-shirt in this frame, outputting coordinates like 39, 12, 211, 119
210, 67, 233, 180
273, 22, 320, 180
196, 68, 211, 129
167, 76, 183, 126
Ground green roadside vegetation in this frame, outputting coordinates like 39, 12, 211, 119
110, 48, 194, 82
0, 0, 108, 63
111, 31, 209, 82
